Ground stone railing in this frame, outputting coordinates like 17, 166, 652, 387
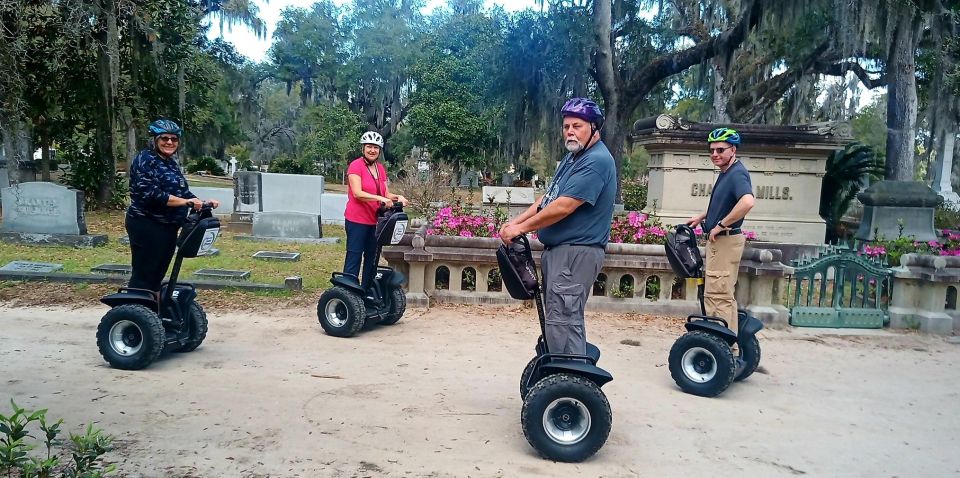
889, 254, 960, 334
384, 227, 794, 326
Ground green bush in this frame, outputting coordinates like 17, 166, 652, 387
268, 156, 318, 175
935, 203, 960, 230
0, 399, 117, 477
186, 156, 226, 176
621, 178, 648, 211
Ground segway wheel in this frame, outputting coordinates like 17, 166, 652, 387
96, 304, 165, 370
519, 356, 538, 399
734, 334, 761, 382
668, 330, 736, 397
380, 287, 406, 325
521, 373, 612, 463
176, 301, 208, 353
317, 286, 366, 337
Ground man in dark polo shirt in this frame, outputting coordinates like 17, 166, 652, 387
686, 127, 755, 337
499, 98, 616, 354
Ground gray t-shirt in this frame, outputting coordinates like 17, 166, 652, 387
705, 160, 753, 230
537, 141, 617, 247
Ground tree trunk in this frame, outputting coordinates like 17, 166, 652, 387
40, 128, 51, 181
591, 0, 623, 200
711, 62, 731, 122
94, 0, 119, 206
1, 118, 33, 184
884, 11, 923, 181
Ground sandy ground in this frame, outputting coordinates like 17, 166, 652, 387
1, 303, 959, 478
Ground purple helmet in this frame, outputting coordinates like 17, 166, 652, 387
561, 98, 604, 128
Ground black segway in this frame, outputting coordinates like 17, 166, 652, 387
317, 204, 409, 337
499, 235, 612, 463
663, 224, 763, 397
97, 203, 221, 370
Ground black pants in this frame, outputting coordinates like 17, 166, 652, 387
344, 219, 377, 289
126, 213, 180, 293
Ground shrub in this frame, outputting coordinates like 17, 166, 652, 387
0, 399, 117, 477
268, 156, 317, 175
186, 156, 226, 176
621, 176, 648, 211
427, 203, 507, 238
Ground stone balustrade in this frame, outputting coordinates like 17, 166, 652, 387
383, 227, 794, 326
889, 253, 960, 334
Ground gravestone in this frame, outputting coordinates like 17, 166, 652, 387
91, 264, 132, 275
0, 261, 63, 273
190, 186, 234, 215
460, 170, 480, 188
252, 251, 301, 261
193, 268, 251, 281
855, 181, 942, 242
235, 171, 262, 213
259, 172, 324, 214
0, 166, 8, 189
244, 211, 339, 244
481, 186, 536, 205
634, 114, 847, 244
320, 192, 347, 225
0, 182, 107, 247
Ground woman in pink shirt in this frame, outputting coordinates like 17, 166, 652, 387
343, 131, 408, 289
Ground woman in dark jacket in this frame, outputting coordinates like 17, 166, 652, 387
126, 119, 220, 297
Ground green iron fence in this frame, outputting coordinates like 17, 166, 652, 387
788, 244, 893, 328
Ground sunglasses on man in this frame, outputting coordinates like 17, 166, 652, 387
709, 147, 732, 154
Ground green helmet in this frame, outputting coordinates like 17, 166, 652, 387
707, 127, 741, 145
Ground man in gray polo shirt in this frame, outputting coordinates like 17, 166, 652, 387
500, 98, 617, 354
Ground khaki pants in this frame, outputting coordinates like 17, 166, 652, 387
704, 234, 746, 334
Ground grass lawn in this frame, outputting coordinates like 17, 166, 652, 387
0, 209, 348, 303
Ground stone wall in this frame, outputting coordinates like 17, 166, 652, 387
889, 254, 960, 334
383, 227, 794, 326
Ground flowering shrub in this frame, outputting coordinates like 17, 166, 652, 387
862, 230, 960, 264
427, 204, 506, 238
610, 211, 757, 245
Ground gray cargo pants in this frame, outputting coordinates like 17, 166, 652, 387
541, 244, 605, 355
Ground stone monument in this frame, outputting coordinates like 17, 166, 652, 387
634, 114, 851, 244
855, 181, 942, 242
0, 182, 107, 247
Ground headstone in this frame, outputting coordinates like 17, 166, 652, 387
252, 211, 322, 239
119, 235, 130, 245
1, 182, 88, 234
501, 172, 515, 186
91, 264, 132, 275
855, 180, 942, 242
193, 268, 251, 281
0, 166, 8, 189
252, 251, 301, 262
235, 171, 262, 213
229, 156, 238, 176
0, 261, 63, 273
191, 187, 234, 215
635, 114, 847, 244
0, 182, 107, 247
320, 192, 347, 225
481, 186, 536, 205
259, 172, 324, 214
932, 133, 960, 209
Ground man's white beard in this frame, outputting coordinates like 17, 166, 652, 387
565, 138, 583, 153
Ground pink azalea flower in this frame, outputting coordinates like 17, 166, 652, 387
459, 230, 473, 237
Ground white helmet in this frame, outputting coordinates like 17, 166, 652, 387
360, 131, 384, 148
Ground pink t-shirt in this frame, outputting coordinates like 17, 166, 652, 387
344, 157, 388, 225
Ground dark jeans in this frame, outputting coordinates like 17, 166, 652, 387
125, 213, 180, 293
344, 219, 378, 289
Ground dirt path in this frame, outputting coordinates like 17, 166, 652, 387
1, 303, 958, 477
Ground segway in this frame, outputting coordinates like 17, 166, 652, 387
96, 203, 221, 370
499, 235, 612, 463
663, 224, 763, 397
317, 204, 409, 337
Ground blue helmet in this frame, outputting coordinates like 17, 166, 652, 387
561, 98, 604, 129
148, 119, 183, 137
707, 127, 740, 145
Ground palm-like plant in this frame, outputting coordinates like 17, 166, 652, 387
820, 142, 885, 242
